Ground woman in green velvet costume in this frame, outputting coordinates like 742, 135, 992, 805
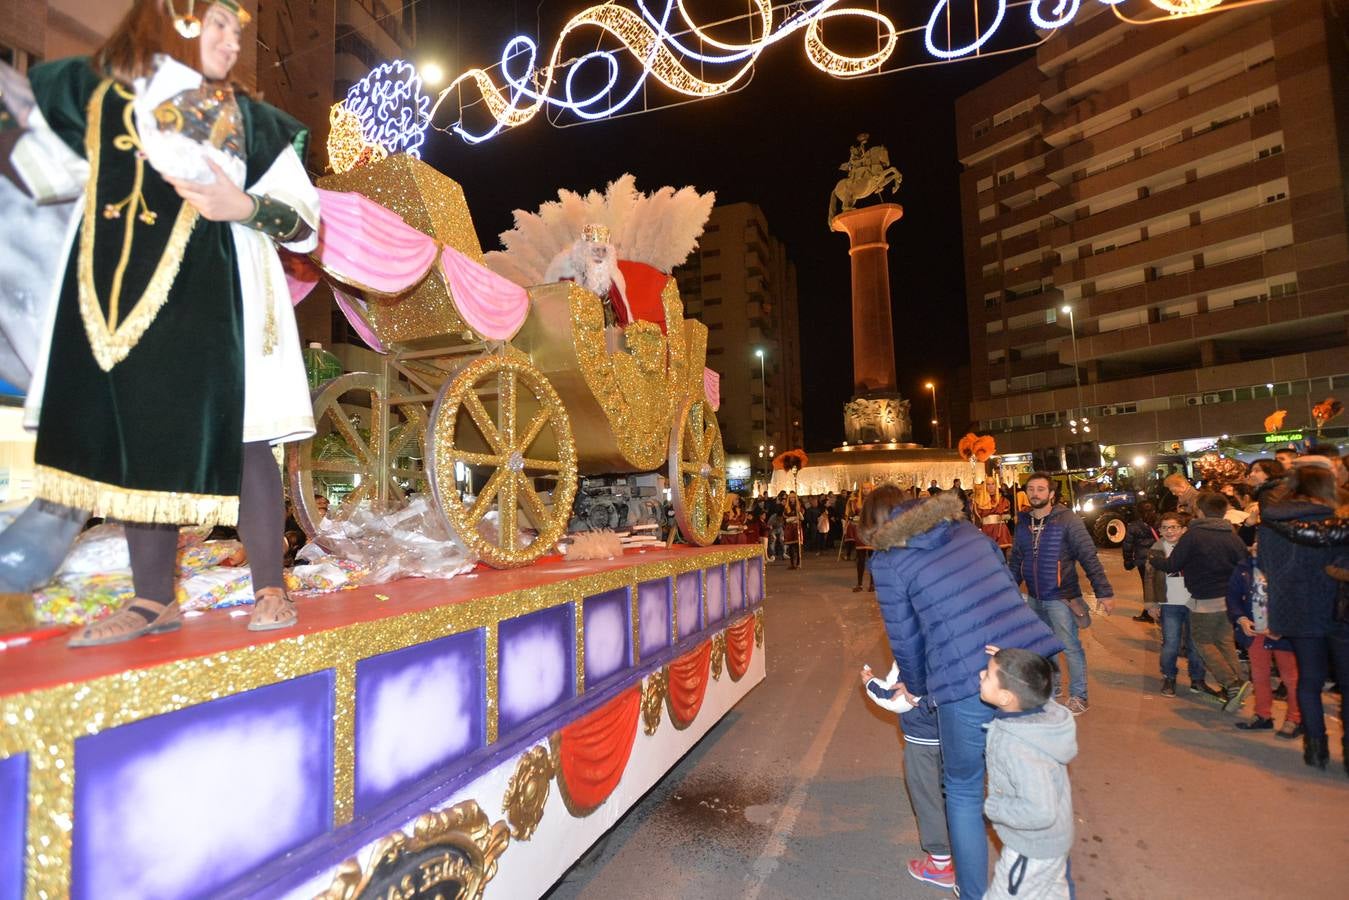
21, 0, 320, 646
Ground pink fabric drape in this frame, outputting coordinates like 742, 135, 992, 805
313, 188, 439, 295
330, 288, 388, 354
439, 246, 530, 341
703, 368, 720, 410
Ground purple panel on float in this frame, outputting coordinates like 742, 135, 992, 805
728, 560, 745, 611
583, 587, 631, 686
0, 753, 25, 900
676, 570, 702, 638
355, 630, 485, 815
72, 672, 333, 900
637, 578, 672, 657
706, 564, 726, 624
747, 554, 764, 603
499, 604, 575, 734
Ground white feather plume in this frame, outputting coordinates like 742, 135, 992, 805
484, 175, 715, 286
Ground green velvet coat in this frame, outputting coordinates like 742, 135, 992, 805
29, 57, 306, 526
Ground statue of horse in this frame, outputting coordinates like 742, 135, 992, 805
828, 144, 902, 223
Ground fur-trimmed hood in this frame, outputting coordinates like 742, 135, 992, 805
867, 492, 965, 550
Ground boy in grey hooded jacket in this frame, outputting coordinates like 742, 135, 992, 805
980, 648, 1078, 899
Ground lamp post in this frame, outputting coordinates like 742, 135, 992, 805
755, 348, 767, 478
1061, 305, 1089, 439
924, 381, 939, 447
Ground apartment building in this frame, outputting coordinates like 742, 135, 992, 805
673, 202, 804, 458
956, 0, 1349, 457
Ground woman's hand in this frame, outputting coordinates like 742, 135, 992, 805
1238, 616, 1258, 638
163, 158, 253, 222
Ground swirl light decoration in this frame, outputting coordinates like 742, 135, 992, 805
329, 0, 1258, 165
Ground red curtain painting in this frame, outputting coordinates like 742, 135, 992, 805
556, 686, 641, 812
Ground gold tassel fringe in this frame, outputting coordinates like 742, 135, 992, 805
34, 465, 239, 527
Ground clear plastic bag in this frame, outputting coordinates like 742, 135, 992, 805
302, 496, 477, 583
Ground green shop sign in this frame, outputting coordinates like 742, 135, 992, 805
1264, 432, 1303, 443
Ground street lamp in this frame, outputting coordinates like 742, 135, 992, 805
924, 381, 939, 447
420, 62, 445, 86
755, 349, 767, 477
1061, 306, 1089, 437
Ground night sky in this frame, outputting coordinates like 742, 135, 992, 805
413, 2, 1033, 450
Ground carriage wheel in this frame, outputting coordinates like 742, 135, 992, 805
287, 372, 427, 546
669, 396, 726, 546
427, 355, 577, 568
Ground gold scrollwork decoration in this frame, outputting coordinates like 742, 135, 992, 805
502, 744, 556, 840
754, 607, 765, 648
641, 667, 669, 735
710, 631, 726, 681
316, 800, 510, 900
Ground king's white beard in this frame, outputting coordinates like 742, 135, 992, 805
576, 251, 615, 296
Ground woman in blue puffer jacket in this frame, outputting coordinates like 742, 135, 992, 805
864, 486, 1063, 900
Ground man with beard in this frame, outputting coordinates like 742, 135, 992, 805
1009, 473, 1115, 715
544, 223, 634, 327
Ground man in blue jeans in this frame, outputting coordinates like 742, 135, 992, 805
1009, 473, 1116, 715
864, 487, 1063, 900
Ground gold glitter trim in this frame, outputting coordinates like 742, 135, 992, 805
710, 631, 726, 680
33, 465, 239, 527
77, 80, 205, 372
501, 745, 554, 840
485, 623, 499, 744
754, 606, 765, 648
333, 663, 356, 825
1, 545, 761, 898
316, 800, 509, 900
641, 668, 668, 736
630, 586, 641, 666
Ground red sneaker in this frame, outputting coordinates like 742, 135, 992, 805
907, 854, 955, 889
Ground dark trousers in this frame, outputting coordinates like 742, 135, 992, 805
1286, 621, 1349, 740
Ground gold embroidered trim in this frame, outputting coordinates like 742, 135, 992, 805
77, 80, 211, 372
34, 465, 239, 527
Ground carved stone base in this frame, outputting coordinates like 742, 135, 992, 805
843, 393, 911, 445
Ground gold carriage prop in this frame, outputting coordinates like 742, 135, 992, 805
290, 155, 726, 568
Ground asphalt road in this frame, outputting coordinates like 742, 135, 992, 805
544, 545, 1349, 900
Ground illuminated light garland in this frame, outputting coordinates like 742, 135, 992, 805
1031, 0, 1083, 29
1148, 0, 1224, 12
342, 60, 430, 159
327, 103, 388, 174
328, 0, 1254, 159
924, 0, 1008, 60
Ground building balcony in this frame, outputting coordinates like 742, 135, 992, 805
1053, 198, 1292, 286
1049, 151, 1286, 248
979, 229, 1046, 267
1081, 245, 1296, 319
1043, 63, 1279, 179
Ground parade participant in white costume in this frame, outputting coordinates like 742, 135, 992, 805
8, 0, 319, 646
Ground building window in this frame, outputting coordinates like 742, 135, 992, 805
702, 249, 721, 258
1256, 144, 1284, 160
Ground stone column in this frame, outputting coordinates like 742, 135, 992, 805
830, 204, 903, 395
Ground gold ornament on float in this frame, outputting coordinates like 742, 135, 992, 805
316, 801, 509, 900
710, 631, 727, 680
502, 745, 556, 840
641, 667, 669, 735
754, 607, 765, 649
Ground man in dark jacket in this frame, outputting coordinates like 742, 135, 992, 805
867, 488, 1062, 900
1151, 492, 1250, 711
1009, 472, 1115, 716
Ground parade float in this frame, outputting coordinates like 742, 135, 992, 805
0, 158, 762, 900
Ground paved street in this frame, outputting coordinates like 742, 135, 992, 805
545, 546, 1349, 899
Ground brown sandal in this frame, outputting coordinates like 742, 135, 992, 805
248, 586, 297, 632
68, 597, 182, 648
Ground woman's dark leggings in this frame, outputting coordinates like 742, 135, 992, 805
124, 441, 285, 605
1286, 622, 1349, 740
855, 548, 870, 588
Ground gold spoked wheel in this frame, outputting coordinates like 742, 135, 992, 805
287, 372, 427, 546
669, 396, 726, 546
427, 355, 577, 568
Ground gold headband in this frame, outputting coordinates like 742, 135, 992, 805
171, 0, 252, 39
